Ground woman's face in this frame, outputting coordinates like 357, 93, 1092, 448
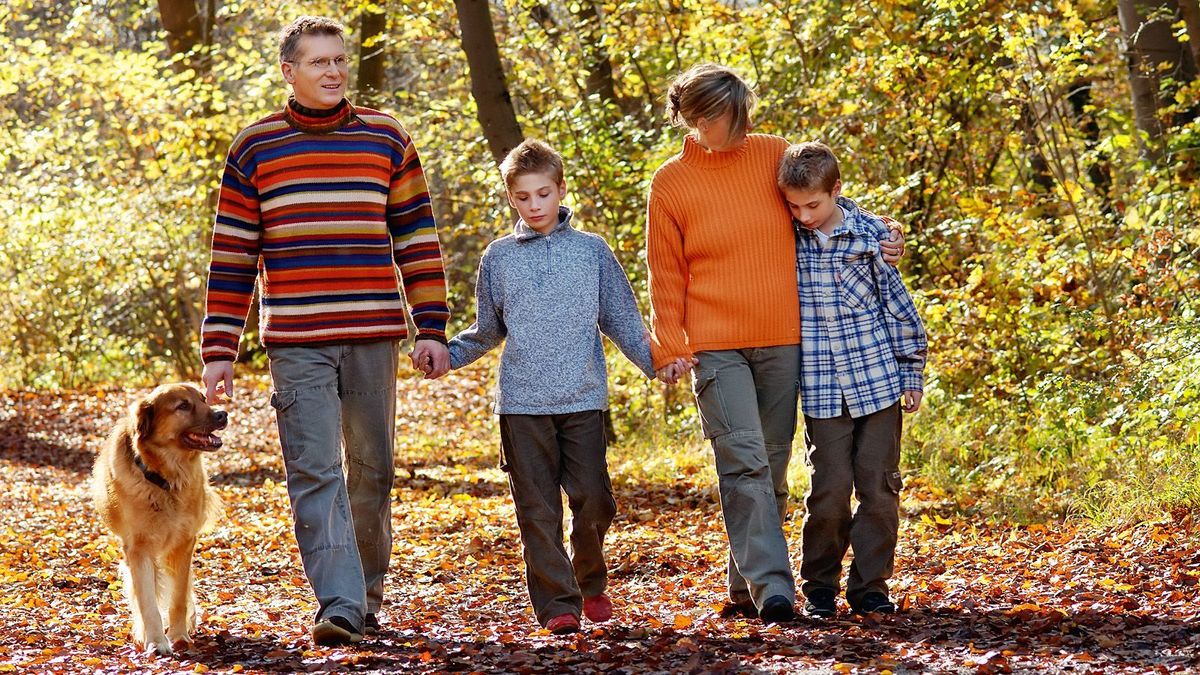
694, 111, 746, 152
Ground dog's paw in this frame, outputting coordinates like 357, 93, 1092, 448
143, 635, 173, 656
166, 626, 193, 650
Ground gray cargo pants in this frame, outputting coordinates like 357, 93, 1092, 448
693, 346, 800, 609
267, 340, 400, 631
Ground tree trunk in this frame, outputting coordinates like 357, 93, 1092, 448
572, 1, 620, 106
1179, 0, 1200, 67
156, 0, 205, 72
1117, 0, 1197, 156
454, 0, 525, 163
356, 5, 388, 108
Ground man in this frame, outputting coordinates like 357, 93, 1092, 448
200, 16, 450, 646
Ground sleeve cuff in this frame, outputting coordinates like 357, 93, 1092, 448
901, 371, 924, 392
415, 332, 448, 346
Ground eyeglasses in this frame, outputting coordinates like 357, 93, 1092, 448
287, 56, 350, 72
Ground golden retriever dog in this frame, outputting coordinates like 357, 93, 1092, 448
91, 383, 226, 655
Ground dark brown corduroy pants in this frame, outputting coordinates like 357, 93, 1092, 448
500, 410, 616, 625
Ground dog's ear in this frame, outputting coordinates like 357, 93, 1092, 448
135, 398, 156, 441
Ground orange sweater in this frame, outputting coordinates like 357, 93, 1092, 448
646, 134, 799, 369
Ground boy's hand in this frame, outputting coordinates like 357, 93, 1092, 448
657, 363, 682, 385
902, 390, 922, 413
880, 221, 905, 265
411, 340, 450, 380
657, 357, 698, 385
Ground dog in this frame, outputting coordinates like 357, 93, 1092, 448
91, 383, 227, 655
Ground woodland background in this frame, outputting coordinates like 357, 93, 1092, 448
1, 1, 1200, 671
3, 0, 1199, 519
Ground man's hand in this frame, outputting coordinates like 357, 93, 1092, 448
410, 339, 450, 380
202, 361, 235, 402
902, 390, 923, 413
880, 220, 905, 266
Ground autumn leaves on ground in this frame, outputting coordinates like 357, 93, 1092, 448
1, 367, 1197, 674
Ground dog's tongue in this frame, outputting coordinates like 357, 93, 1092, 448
187, 432, 223, 449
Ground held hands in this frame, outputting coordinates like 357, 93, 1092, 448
879, 220, 905, 265
201, 361, 234, 402
656, 357, 699, 385
902, 390, 923, 413
410, 339, 451, 380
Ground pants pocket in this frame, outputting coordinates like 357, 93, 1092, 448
269, 390, 299, 462
692, 371, 729, 439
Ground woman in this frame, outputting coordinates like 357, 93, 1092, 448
645, 63, 903, 623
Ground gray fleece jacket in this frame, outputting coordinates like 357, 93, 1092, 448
448, 206, 655, 415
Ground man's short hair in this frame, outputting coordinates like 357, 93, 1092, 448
778, 142, 841, 193
279, 16, 345, 63
499, 139, 564, 190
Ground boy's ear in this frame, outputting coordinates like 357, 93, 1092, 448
505, 191, 516, 209
830, 179, 842, 199
557, 181, 567, 199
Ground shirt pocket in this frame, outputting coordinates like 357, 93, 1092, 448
839, 255, 879, 314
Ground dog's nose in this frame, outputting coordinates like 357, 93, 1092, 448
213, 410, 228, 425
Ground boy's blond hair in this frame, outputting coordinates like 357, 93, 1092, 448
667, 63, 757, 139
778, 141, 841, 193
499, 139, 564, 190
279, 16, 345, 63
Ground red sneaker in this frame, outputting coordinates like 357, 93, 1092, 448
545, 613, 580, 635
583, 594, 613, 622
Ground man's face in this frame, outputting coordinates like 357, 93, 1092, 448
507, 172, 566, 234
783, 181, 842, 230
281, 33, 348, 109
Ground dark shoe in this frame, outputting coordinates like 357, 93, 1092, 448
718, 600, 759, 620
312, 615, 363, 646
583, 594, 613, 622
804, 588, 838, 618
364, 613, 380, 635
546, 613, 581, 635
851, 591, 896, 615
759, 595, 795, 624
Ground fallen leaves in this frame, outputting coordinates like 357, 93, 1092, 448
0, 372, 1198, 672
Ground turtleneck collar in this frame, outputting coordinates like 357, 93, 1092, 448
514, 205, 573, 241
678, 133, 751, 169
284, 97, 354, 134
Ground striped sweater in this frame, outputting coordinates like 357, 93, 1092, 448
200, 98, 449, 363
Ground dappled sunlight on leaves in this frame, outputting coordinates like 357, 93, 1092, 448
1, 370, 1198, 672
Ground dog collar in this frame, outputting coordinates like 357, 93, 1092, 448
133, 453, 171, 491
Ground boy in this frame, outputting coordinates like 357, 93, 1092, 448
446, 139, 689, 634
777, 141, 928, 617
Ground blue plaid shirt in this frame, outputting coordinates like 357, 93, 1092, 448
796, 197, 928, 420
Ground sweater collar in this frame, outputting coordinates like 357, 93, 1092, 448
678, 133, 750, 169
284, 97, 354, 134
514, 206, 573, 241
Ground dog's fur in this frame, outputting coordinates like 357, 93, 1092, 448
91, 383, 227, 655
